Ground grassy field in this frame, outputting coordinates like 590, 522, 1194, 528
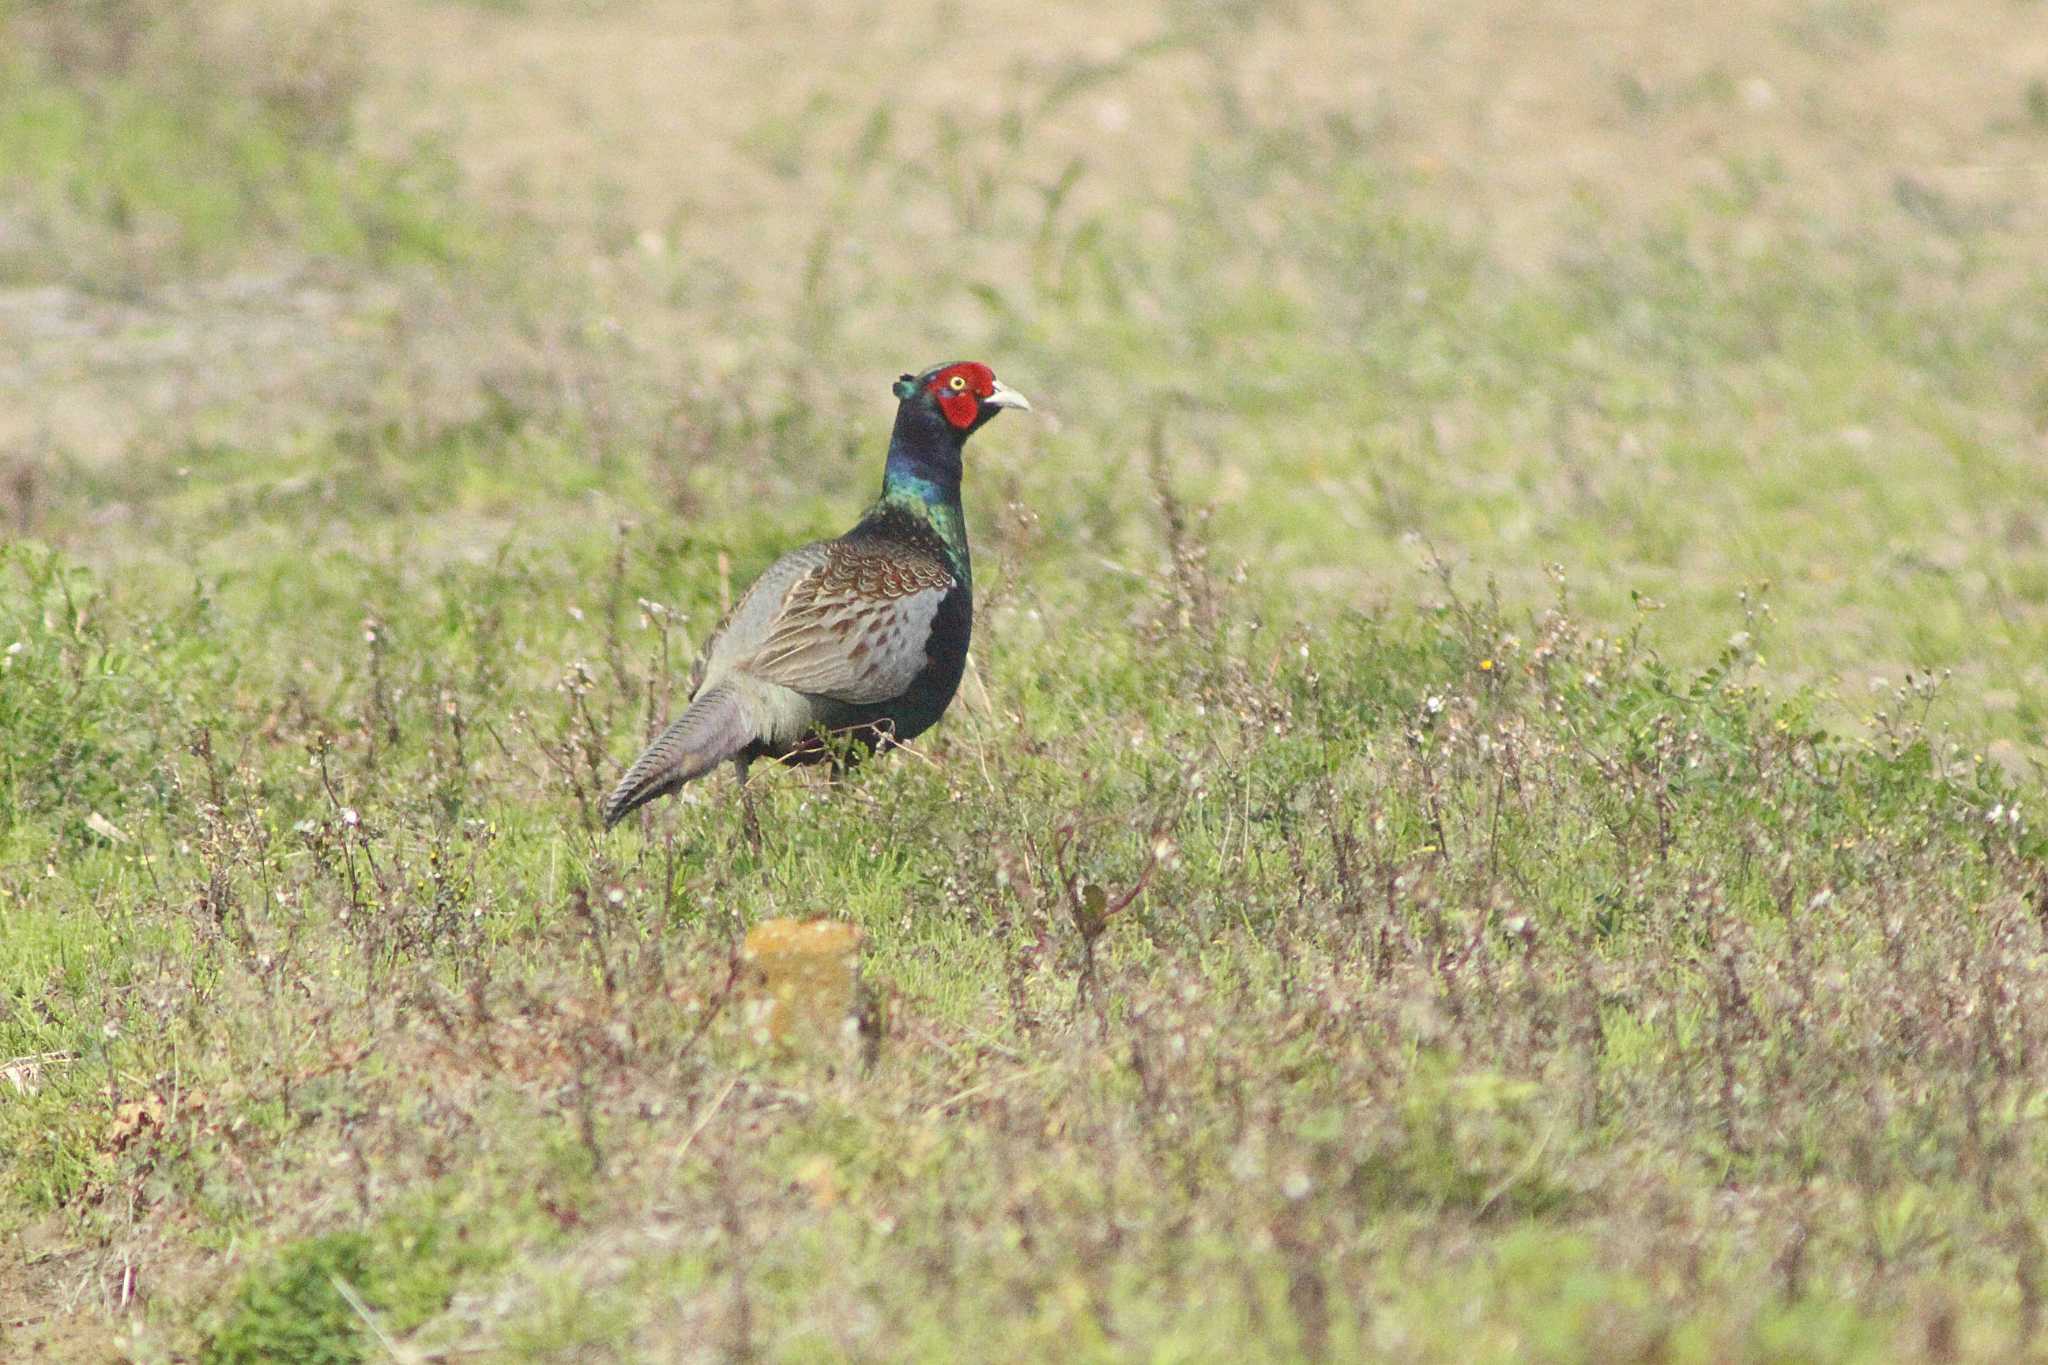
4, 0, 2048, 1359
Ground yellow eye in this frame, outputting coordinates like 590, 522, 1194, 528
948, 375, 968, 392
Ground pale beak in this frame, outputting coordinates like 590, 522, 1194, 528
983, 380, 1032, 412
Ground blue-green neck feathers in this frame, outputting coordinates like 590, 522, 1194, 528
878, 403, 971, 576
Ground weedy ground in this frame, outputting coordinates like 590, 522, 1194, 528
3, 1, 2048, 1360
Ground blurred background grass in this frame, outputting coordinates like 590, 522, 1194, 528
5, 0, 2045, 758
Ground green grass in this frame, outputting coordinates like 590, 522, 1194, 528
5, 2, 2048, 1360
5, 506, 2043, 1359
0, 15, 482, 287
205, 1197, 505, 1364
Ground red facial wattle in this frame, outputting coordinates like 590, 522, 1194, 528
928, 363, 997, 429
938, 390, 978, 428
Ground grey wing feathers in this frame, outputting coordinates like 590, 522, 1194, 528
700, 542, 836, 675
601, 544, 831, 829
742, 541, 953, 703
601, 536, 954, 827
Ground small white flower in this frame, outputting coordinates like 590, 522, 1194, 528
341, 807, 360, 827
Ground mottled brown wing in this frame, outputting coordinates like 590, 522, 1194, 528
741, 541, 955, 704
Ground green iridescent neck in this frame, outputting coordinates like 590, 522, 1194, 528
879, 397, 975, 576
875, 473, 970, 580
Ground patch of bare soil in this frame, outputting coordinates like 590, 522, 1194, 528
14, 1, 2043, 477
0, 261, 500, 470
358, 0, 2048, 287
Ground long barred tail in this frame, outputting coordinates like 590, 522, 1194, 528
601, 683, 752, 828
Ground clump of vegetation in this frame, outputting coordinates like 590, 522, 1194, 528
206, 1205, 496, 1364
206, 1230, 383, 1365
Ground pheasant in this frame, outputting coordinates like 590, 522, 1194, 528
601, 361, 1029, 829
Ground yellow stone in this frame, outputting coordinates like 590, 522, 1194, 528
741, 918, 864, 1052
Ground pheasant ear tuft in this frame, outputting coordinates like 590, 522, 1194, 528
892, 374, 918, 400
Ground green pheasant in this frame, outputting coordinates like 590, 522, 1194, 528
602, 361, 1029, 828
